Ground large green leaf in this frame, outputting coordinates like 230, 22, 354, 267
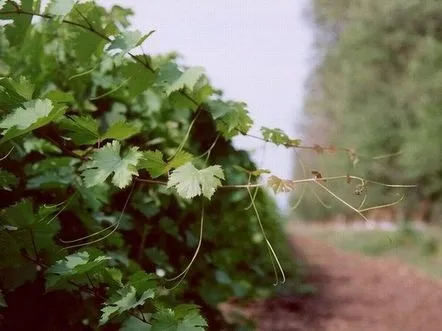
107, 30, 152, 54
100, 271, 157, 325
167, 162, 224, 199
25, 157, 78, 189
139, 150, 193, 178
150, 306, 207, 331
45, 0, 75, 17
0, 200, 61, 264
177, 310, 207, 331
0, 99, 53, 131
1, 0, 34, 46
45, 251, 111, 289
59, 115, 100, 145
150, 309, 178, 331
1, 199, 35, 227
4, 76, 35, 100
165, 67, 205, 96
207, 100, 253, 138
81, 140, 142, 188
120, 61, 156, 98
120, 316, 151, 331
139, 150, 167, 178
102, 120, 140, 141
75, 181, 109, 212
0, 77, 28, 109
68, 2, 109, 64
0, 230, 22, 268
0, 99, 65, 145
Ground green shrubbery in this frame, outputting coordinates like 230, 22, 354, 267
0, 1, 303, 329
296, 0, 442, 221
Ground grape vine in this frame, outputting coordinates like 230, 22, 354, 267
0, 0, 415, 329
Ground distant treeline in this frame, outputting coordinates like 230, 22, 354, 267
294, 0, 442, 222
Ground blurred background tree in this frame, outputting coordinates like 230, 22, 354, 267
294, 0, 442, 222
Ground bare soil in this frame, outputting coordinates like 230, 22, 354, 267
238, 235, 442, 331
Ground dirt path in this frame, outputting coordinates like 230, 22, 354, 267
244, 235, 442, 331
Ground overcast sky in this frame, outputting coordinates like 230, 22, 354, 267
99, 0, 314, 209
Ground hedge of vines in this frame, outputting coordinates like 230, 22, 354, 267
0, 1, 304, 330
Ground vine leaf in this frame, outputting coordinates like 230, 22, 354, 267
139, 150, 167, 178
140, 150, 193, 178
267, 175, 295, 194
45, 251, 111, 289
108, 30, 151, 54
207, 100, 253, 138
150, 309, 178, 331
167, 162, 224, 199
75, 181, 109, 212
100, 271, 157, 325
101, 120, 140, 141
233, 165, 271, 177
82, 141, 142, 188
1, 199, 61, 263
167, 151, 193, 169
0, 230, 21, 269
0, 77, 27, 109
120, 316, 151, 330
6, 76, 35, 100
165, 67, 205, 96
178, 310, 208, 331
46, 0, 76, 17
156, 62, 181, 86
260, 127, 301, 147
174, 304, 208, 331
0, 99, 65, 145
0, 99, 53, 132
60, 115, 99, 145
1, 199, 35, 227
1, 0, 33, 47
61, 117, 140, 145
100, 286, 155, 325
151, 305, 207, 331
25, 157, 78, 189
23, 136, 61, 154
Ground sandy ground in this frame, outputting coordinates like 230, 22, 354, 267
239, 235, 442, 331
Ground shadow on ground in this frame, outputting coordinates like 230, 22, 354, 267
228, 234, 442, 331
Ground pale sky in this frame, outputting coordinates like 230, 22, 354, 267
99, 0, 314, 209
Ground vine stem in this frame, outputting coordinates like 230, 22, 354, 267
136, 174, 416, 190
165, 198, 205, 289
0, 146, 15, 161
168, 107, 203, 161
60, 182, 136, 249
246, 184, 285, 285
244, 133, 352, 153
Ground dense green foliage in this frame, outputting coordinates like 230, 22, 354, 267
0, 1, 303, 329
296, 0, 442, 221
